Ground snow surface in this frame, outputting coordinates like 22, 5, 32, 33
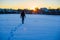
0, 14, 60, 40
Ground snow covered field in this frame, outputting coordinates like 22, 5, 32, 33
0, 14, 60, 40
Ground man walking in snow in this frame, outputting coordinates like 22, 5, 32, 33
20, 10, 25, 24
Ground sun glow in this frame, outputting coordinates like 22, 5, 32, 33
30, 7, 35, 10
29, 6, 37, 10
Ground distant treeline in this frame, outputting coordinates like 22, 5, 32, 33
0, 8, 60, 15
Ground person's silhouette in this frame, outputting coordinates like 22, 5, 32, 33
20, 10, 25, 24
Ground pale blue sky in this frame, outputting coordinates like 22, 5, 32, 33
0, 0, 60, 9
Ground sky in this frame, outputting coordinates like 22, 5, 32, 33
0, 0, 60, 9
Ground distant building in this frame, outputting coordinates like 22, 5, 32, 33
40, 8, 48, 12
